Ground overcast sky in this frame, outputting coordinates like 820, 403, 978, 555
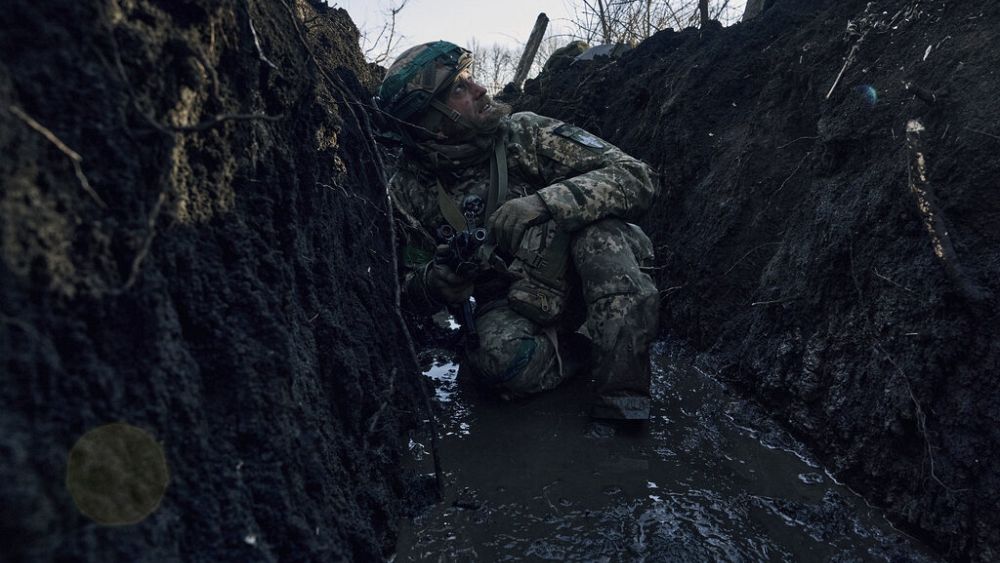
331, 0, 580, 54
330, 0, 748, 64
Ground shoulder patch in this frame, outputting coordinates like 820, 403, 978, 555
553, 124, 608, 151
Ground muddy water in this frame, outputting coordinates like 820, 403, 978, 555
396, 340, 939, 562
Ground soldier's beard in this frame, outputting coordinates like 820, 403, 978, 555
442, 96, 512, 141
472, 96, 512, 132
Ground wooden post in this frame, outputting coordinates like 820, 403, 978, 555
699, 0, 710, 27
510, 13, 549, 90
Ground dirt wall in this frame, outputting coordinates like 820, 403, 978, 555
0, 1, 426, 560
516, 0, 999, 559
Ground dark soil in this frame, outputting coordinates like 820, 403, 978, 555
4, 0, 998, 560
515, 0, 999, 560
1, 1, 431, 561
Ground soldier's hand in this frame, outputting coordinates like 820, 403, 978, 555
488, 194, 551, 253
425, 246, 474, 305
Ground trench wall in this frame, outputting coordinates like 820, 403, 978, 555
517, 0, 1000, 559
0, 1, 424, 560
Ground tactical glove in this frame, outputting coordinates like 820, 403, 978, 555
488, 194, 552, 253
424, 245, 475, 306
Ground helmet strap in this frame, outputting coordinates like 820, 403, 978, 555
430, 98, 474, 133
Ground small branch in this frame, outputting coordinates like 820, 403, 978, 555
116, 187, 169, 293
8, 105, 107, 208
103, 29, 279, 137
777, 136, 819, 149
247, 1, 279, 70
964, 126, 1000, 141
317, 182, 387, 216
875, 344, 968, 494
751, 296, 797, 306
658, 285, 686, 297
873, 267, 914, 293
722, 242, 780, 276
774, 151, 811, 193
168, 112, 284, 133
827, 42, 862, 100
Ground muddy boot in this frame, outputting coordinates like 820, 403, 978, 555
569, 218, 659, 422
587, 293, 657, 421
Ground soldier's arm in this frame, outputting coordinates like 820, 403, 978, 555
508, 112, 656, 233
389, 171, 446, 316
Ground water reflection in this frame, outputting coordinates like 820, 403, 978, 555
396, 340, 939, 562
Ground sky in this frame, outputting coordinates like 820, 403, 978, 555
330, 0, 578, 56
329, 0, 749, 73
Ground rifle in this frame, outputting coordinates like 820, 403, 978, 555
435, 194, 488, 349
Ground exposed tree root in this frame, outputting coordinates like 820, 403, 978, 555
905, 119, 990, 302
8, 105, 107, 208
875, 344, 969, 496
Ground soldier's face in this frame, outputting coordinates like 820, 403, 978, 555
442, 70, 509, 139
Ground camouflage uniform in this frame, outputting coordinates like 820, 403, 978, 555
391, 112, 659, 420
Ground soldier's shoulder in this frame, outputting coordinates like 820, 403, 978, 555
509, 111, 564, 131
510, 112, 613, 155
506, 112, 570, 148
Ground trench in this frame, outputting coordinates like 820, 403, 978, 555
395, 331, 940, 561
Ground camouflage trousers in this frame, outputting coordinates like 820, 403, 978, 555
464, 218, 660, 420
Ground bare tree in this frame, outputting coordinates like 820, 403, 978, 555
568, 0, 743, 44
467, 39, 519, 94
359, 0, 409, 65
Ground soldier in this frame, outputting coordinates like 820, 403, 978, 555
377, 41, 659, 426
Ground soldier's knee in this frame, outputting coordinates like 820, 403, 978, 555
466, 333, 557, 393
572, 219, 657, 303
589, 282, 660, 341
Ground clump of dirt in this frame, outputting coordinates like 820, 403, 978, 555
1, 0, 431, 560
516, 0, 999, 559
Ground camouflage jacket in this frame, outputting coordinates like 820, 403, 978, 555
390, 111, 656, 313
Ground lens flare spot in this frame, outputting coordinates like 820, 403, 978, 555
66, 423, 170, 525
854, 84, 878, 107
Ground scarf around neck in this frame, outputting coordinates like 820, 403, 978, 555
407, 125, 501, 175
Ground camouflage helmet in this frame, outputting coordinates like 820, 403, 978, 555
377, 41, 473, 123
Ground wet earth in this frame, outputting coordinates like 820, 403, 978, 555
395, 335, 941, 562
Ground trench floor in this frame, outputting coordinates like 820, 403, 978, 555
395, 339, 940, 562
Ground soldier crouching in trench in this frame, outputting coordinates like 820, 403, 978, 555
377, 41, 659, 430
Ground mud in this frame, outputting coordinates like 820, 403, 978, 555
1, 1, 427, 560
4, 0, 998, 560
514, 0, 1000, 559
396, 340, 940, 561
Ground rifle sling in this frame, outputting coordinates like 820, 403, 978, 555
436, 180, 468, 232
487, 138, 508, 218
436, 137, 509, 233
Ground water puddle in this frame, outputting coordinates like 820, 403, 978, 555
396, 339, 940, 561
